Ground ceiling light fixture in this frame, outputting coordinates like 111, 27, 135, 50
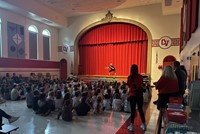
41, 18, 54, 24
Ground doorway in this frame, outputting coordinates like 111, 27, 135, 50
60, 58, 67, 80
163, 55, 176, 68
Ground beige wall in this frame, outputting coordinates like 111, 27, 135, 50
152, 46, 180, 82
0, 3, 183, 81
0, 8, 59, 61
59, 3, 181, 82
0, 8, 60, 77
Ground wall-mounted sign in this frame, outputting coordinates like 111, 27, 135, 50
158, 36, 172, 49
63, 44, 70, 53
152, 38, 179, 47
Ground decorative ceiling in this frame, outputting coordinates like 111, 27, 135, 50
0, 0, 182, 27
35, 0, 161, 17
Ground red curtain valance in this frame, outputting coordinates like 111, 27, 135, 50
79, 23, 148, 45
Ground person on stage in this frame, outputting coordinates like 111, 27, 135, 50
106, 63, 116, 75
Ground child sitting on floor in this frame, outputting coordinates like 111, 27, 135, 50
32, 90, 40, 113
93, 96, 103, 114
60, 99, 72, 121
57, 92, 72, 121
47, 91, 55, 111
55, 90, 63, 111
38, 93, 51, 116
76, 96, 91, 116
112, 93, 123, 112
72, 91, 81, 110
103, 94, 111, 111
26, 86, 33, 108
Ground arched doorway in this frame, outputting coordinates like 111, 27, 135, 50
60, 58, 67, 80
163, 55, 176, 68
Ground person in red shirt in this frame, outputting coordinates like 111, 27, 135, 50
155, 65, 179, 110
127, 64, 146, 132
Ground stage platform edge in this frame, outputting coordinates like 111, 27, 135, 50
78, 75, 127, 82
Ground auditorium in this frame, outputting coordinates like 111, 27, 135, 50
0, 0, 199, 134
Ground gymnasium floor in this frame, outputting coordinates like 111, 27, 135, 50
1, 88, 199, 134
0, 88, 158, 134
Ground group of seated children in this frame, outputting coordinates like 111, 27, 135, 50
0, 73, 130, 122
23, 78, 129, 122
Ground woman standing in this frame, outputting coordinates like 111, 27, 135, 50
127, 64, 146, 132
156, 65, 179, 110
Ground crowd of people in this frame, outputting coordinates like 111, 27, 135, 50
0, 61, 187, 132
125, 61, 187, 132
155, 61, 187, 110
0, 72, 133, 122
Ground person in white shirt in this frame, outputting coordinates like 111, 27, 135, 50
72, 91, 81, 110
11, 84, 25, 101
103, 94, 111, 110
55, 90, 64, 110
121, 89, 128, 107
112, 93, 122, 112
93, 96, 103, 114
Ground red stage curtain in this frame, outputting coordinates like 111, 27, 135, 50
79, 23, 147, 45
78, 23, 148, 76
180, 0, 199, 53
186, 0, 192, 41
191, 0, 199, 33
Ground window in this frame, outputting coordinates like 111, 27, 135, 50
28, 25, 38, 59
42, 30, 50, 36
7, 22, 25, 58
0, 18, 2, 56
42, 29, 51, 60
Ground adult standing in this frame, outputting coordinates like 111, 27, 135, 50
155, 66, 179, 110
180, 65, 188, 90
127, 64, 146, 132
173, 61, 187, 97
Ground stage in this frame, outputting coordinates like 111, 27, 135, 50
78, 75, 128, 83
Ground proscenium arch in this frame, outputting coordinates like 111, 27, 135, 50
74, 18, 152, 76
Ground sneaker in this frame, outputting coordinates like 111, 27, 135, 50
140, 123, 146, 131
127, 124, 134, 132
8, 116, 19, 124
